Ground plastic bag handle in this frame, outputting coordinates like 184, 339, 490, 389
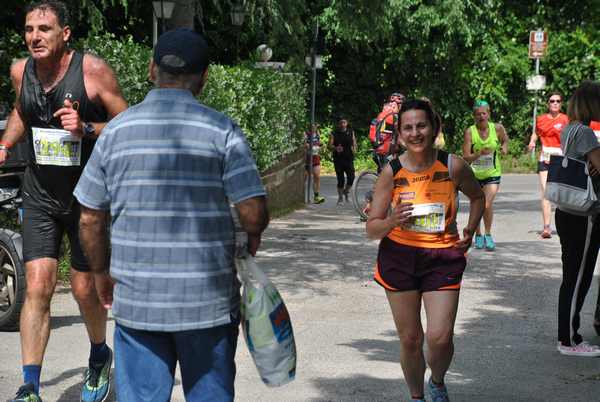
235, 255, 270, 287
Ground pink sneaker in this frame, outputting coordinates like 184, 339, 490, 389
557, 341, 600, 357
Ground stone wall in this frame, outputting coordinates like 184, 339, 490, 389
260, 148, 305, 213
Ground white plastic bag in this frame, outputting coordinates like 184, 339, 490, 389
235, 256, 297, 387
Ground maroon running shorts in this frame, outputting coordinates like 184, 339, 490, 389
374, 237, 467, 292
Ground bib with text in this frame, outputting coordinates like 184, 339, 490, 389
472, 153, 494, 170
403, 202, 446, 233
540, 146, 562, 163
32, 127, 81, 166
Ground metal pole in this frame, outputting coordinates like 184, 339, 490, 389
531, 57, 540, 159
153, 15, 158, 46
306, 21, 319, 204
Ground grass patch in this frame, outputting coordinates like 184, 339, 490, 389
501, 153, 537, 173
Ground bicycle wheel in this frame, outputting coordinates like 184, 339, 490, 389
352, 171, 379, 220
0, 229, 24, 331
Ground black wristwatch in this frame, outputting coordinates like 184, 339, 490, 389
83, 122, 96, 139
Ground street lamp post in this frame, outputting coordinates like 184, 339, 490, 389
305, 21, 321, 204
230, 2, 246, 61
152, 1, 175, 46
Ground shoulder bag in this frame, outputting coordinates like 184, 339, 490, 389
545, 123, 598, 214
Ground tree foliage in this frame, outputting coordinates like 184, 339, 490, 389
1, 0, 598, 160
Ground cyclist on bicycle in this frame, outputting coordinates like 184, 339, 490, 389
369, 92, 405, 172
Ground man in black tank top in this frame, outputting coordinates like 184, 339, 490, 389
329, 117, 357, 204
0, 2, 127, 401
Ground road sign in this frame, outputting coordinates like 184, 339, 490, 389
529, 30, 548, 59
526, 75, 546, 90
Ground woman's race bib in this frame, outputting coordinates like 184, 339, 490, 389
472, 153, 494, 170
540, 146, 562, 163
32, 127, 81, 166
403, 202, 446, 233
311, 145, 320, 155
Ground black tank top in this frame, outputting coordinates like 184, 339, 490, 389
332, 128, 354, 161
19, 51, 107, 212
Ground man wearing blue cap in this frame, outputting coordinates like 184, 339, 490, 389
75, 28, 269, 401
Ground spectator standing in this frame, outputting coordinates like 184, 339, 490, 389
329, 117, 357, 205
554, 82, 600, 357
1, 2, 127, 401
591, 120, 600, 337
75, 28, 269, 400
528, 93, 569, 238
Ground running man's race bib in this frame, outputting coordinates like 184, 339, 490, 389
594, 130, 600, 142
540, 146, 562, 163
32, 127, 81, 166
471, 153, 494, 170
403, 202, 446, 233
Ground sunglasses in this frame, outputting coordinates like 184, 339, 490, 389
549, 99, 562, 103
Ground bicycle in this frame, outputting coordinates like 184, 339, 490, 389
352, 108, 399, 221
351, 152, 393, 220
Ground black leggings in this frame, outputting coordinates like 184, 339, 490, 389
556, 209, 600, 346
334, 159, 355, 189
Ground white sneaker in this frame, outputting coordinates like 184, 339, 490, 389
557, 341, 600, 357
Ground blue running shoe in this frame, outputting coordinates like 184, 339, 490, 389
80, 347, 112, 402
484, 234, 496, 251
474, 234, 484, 249
7, 383, 42, 402
427, 377, 449, 402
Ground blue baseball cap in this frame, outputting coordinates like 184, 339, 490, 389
153, 28, 209, 74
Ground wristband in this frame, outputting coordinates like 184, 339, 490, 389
0, 140, 13, 149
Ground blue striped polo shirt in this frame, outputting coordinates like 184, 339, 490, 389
74, 88, 266, 332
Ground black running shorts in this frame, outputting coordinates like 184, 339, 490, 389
22, 202, 90, 272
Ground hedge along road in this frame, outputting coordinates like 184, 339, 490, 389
0, 174, 599, 401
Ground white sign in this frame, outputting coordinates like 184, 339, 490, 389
526, 75, 546, 90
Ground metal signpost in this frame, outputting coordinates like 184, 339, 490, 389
528, 29, 548, 157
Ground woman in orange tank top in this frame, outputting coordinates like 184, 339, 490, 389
366, 99, 485, 402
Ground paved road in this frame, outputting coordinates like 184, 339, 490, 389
1, 174, 599, 401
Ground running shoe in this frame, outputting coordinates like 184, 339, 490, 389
484, 234, 495, 251
427, 377, 450, 402
474, 234, 484, 249
314, 195, 325, 204
337, 197, 344, 206
80, 347, 112, 402
541, 226, 552, 239
7, 383, 42, 402
557, 341, 600, 357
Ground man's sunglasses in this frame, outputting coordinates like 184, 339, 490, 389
549, 99, 561, 103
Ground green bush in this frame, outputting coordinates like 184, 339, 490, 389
80, 34, 308, 172
201, 64, 307, 171
75, 33, 153, 106
0, 30, 29, 115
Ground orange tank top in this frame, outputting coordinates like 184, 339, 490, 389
387, 151, 459, 248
